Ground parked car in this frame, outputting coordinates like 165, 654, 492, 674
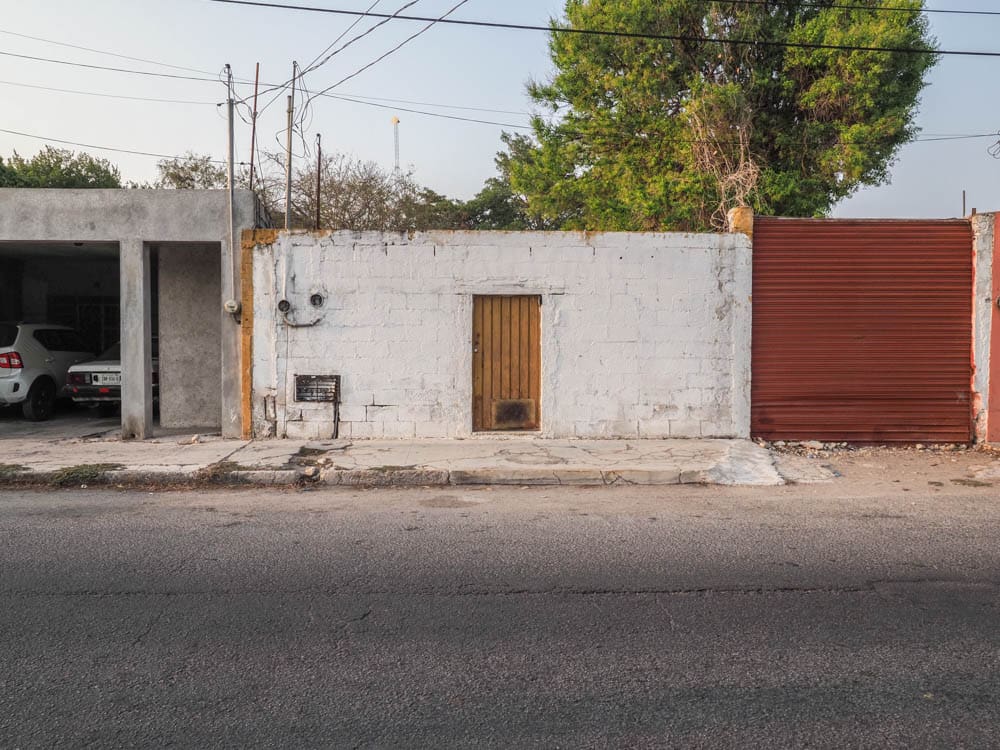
66, 342, 159, 417
0, 322, 95, 421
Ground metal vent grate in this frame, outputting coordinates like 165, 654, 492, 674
294, 374, 341, 403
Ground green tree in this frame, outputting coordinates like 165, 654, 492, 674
154, 152, 228, 189
7, 146, 121, 188
0, 156, 22, 187
504, 0, 937, 231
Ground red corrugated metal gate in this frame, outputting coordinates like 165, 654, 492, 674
752, 218, 974, 443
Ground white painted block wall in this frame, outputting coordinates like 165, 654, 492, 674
251, 230, 752, 440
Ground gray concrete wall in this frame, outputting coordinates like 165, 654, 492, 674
0, 189, 257, 244
158, 244, 222, 430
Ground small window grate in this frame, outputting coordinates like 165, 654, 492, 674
294, 374, 341, 403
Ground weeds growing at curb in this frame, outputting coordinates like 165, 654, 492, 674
197, 461, 243, 484
0, 464, 29, 480
49, 464, 125, 487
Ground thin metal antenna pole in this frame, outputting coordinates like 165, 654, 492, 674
315, 133, 322, 230
248, 62, 260, 191
285, 61, 297, 230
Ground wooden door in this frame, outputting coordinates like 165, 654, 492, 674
473, 295, 541, 431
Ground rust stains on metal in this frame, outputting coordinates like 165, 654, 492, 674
752, 217, 974, 443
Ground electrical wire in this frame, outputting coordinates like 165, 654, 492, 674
293, 1, 427, 154
322, 92, 530, 128
306, 0, 470, 108
0, 28, 219, 75
303, 0, 384, 75
0, 78, 216, 105
330, 91, 527, 116
0, 126, 247, 164
203, 0, 1000, 58
0, 49, 222, 82
303, 0, 418, 75
248, 1, 423, 116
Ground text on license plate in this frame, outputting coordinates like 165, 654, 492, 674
94, 373, 121, 385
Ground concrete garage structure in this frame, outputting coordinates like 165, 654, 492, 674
0, 189, 260, 439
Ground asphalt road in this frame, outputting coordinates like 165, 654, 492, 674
2, 482, 999, 749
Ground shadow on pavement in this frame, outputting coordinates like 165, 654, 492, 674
0, 401, 120, 440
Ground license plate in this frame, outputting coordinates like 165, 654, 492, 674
94, 373, 121, 386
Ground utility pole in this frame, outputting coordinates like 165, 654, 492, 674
285, 61, 298, 230
248, 62, 260, 192
315, 133, 322, 231
225, 64, 236, 292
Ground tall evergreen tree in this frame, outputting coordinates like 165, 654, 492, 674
504, 0, 937, 231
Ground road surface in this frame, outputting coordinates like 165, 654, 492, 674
2, 479, 999, 748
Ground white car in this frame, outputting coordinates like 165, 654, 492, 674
0, 322, 95, 421
66, 342, 159, 417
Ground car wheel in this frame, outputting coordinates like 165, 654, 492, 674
22, 378, 57, 421
97, 403, 119, 418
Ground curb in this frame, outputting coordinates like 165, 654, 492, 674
318, 466, 786, 487
0, 467, 310, 489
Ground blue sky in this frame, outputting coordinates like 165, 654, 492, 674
1, 0, 999, 218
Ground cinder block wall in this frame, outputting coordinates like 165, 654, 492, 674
251, 230, 752, 440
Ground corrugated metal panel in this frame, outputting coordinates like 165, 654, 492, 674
752, 218, 973, 442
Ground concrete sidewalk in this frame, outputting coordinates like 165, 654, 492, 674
0, 432, 834, 488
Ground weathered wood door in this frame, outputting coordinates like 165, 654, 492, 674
472, 295, 541, 431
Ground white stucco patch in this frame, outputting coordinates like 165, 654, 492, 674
972, 213, 994, 442
251, 230, 752, 440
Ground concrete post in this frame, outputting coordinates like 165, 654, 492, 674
221, 260, 242, 437
120, 239, 153, 440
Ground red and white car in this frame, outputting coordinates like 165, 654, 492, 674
66, 342, 159, 417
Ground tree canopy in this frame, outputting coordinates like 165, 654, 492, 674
0, 146, 121, 188
154, 152, 228, 189
503, 0, 937, 231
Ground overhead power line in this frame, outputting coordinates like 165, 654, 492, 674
203, 0, 1000, 58
325, 92, 529, 128
334, 91, 527, 116
304, 0, 421, 76
307, 0, 471, 105
251, 0, 424, 120
0, 78, 217, 105
0, 121, 995, 183
0, 28, 219, 75
0, 49, 222, 83
0, 126, 242, 164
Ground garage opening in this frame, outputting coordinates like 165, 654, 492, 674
1, 241, 223, 439
0, 241, 140, 438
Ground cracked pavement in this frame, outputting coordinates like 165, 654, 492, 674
2, 480, 1000, 748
